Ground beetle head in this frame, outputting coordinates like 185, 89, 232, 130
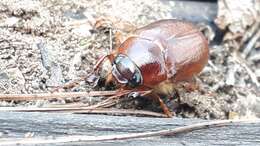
111, 54, 143, 88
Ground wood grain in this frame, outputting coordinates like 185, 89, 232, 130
0, 112, 259, 145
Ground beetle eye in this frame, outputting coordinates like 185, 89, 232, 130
112, 54, 143, 87
128, 72, 142, 88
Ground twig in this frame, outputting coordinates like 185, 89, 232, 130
0, 90, 132, 101
249, 53, 260, 62
240, 21, 260, 48
0, 119, 259, 145
242, 28, 260, 58
232, 52, 260, 87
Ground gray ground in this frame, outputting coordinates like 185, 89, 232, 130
0, 0, 260, 119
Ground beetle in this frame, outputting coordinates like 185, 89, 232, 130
91, 19, 209, 117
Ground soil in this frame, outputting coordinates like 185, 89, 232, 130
0, 0, 259, 119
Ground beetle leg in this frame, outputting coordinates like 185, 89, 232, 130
86, 54, 115, 84
181, 77, 200, 92
51, 54, 115, 91
105, 72, 114, 86
150, 93, 173, 118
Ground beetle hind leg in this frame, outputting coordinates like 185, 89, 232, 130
149, 93, 173, 118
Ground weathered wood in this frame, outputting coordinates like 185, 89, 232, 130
0, 112, 260, 146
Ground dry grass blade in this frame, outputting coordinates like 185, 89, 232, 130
0, 90, 152, 112
73, 108, 167, 117
48, 90, 152, 109
0, 119, 259, 145
0, 90, 154, 116
0, 107, 92, 112
91, 90, 152, 108
0, 107, 166, 117
0, 90, 132, 101
0, 91, 133, 112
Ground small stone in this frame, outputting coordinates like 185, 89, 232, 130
24, 132, 35, 138
4, 17, 20, 26
71, 24, 92, 37
228, 111, 239, 119
31, 80, 39, 89
46, 63, 64, 87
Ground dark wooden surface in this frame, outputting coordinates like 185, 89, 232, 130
0, 112, 260, 146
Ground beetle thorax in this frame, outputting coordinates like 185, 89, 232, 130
117, 37, 168, 87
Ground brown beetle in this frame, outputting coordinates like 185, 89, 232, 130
92, 19, 209, 117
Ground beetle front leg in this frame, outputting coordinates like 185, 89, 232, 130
52, 54, 116, 91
